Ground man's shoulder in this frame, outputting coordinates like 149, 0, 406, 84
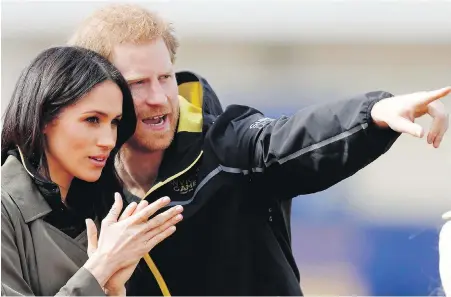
208, 104, 267, 130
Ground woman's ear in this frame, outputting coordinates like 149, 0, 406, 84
440, 212, 451, 296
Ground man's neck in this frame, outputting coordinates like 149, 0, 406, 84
116, 147, 164, 199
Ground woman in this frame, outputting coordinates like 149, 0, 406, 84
440, 211, 451, 296
1, 46, 183, 296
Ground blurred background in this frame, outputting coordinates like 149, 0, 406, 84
2, 1, 451, 295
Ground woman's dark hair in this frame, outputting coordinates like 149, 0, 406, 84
1, 46, 136, 218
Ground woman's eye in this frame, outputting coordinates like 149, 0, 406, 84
86, 116, 99, 124
112, 118, 121, 126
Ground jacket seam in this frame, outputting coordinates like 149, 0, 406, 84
266, 122, 369, 167
220, 122, 369, 174
173, 122, 370, 206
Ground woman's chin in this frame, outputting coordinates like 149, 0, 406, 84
77, 171, 102, 183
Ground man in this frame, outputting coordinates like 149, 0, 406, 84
69, 4, 450, 296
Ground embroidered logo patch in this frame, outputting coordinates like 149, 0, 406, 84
171, 178, 197, 195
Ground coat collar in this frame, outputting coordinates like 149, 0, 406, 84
2, 155, 52, 223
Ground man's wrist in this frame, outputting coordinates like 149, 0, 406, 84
369, 99, 389, 128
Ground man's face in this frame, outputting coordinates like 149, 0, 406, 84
112, 38, 179, 152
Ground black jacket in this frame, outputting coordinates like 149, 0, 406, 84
125, 71, 400, 296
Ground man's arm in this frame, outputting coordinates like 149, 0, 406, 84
207, 87, 449, 200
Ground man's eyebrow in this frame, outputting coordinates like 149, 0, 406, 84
126, 76, 147, 84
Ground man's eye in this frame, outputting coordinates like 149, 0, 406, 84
131, 80, 146, 86
159, 75, 171, 80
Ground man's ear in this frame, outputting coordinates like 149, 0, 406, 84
439, 214, 451, 296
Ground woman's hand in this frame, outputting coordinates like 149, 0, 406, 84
83, 193, 183, 292
99, 198, 183, 296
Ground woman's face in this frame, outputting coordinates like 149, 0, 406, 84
44, 80, 123, 186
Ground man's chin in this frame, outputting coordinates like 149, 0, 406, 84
128, 133, 174, 153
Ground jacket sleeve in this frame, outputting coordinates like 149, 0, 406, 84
1, 201, 105, 296
206, 91, 401, 200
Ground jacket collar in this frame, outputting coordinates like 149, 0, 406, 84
175, 71, 223, 133
3, 148, 98, 223
2, 154, 52, 223
140, 72, 223, 199
154, 71, 223, 181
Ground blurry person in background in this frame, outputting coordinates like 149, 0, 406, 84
69, 4, 450, 296
1, 46, 184, 296
440, 211, 451, 296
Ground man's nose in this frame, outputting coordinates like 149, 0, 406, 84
146, 81, 168, 105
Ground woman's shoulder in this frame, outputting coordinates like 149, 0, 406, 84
1, 187, 22, 231
1, 155, 24, 219
1, 154, 34, 209
1, 155, 52, 225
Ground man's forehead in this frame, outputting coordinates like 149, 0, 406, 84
111, 41, 173, 80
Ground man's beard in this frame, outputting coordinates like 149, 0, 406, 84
127, 110, 179, 153
127, 130, 174, 152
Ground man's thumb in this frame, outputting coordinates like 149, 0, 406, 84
86, 219, 98, 257
391, 117, 424, 138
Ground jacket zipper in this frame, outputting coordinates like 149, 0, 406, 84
142, 150, 203, 296
143, 151, 203, 199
